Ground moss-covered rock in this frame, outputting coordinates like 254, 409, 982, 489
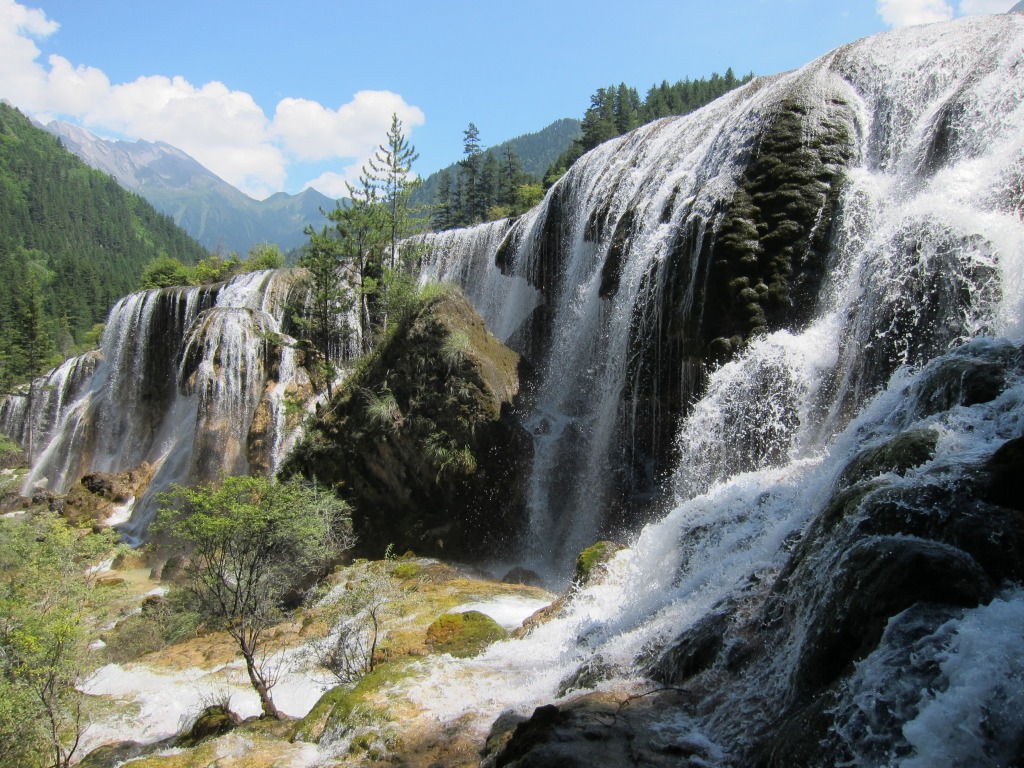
0, 434, 26, 470
281, 287, 529, 560
292, 660, 413, 745
174, 704, 242, 748
621, 89, 857, 506
836, 427, 939, 488
425, 610, 507, 658
78, 740, 154, 768
700, 95, 856, 357
572, 540, 625, 586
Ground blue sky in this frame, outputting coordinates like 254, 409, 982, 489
0, 0, 1014, 199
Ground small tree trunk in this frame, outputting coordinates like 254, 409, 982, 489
242, 652, 279, 719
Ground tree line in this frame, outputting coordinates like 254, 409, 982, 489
429, 123, 545, 230
428, 68, 754, 230
544, 68, 755, 184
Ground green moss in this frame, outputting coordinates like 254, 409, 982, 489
425, 610, 507, 658
292, 659, 415, 744
700, 93, 855, 360
392, 562, 421, 580
573, 541, 626, 586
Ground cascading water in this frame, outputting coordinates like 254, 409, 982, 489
410, 15, 1024, 766
2, 14, 1021, 765
0, 269, 317, 535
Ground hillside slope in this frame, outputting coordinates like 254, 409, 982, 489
0, 103, 208, 372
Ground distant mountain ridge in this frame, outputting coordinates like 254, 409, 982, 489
46, 118, 582, 252
45, 121, 333, 254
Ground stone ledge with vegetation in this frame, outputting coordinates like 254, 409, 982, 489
282, 284, 531, 561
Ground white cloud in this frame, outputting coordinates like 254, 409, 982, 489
0, 0, 423, 200
877, 0, 956, 26
273, 91, 424, 161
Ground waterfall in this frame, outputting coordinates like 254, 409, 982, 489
417, 16, 1024, 579
3, 270, 315, 534
407, 15, 1024, 765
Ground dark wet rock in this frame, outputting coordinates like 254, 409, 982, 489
502, 567, 545, 587
790, 535, 992, 696
483, 691, 718, 768
984, 435, 1024, 512
78, 740, 161, 768
908, 353, 1009, 417
482, 711, 530, 765
759, 602, 964, 768
836, 427, 938, 487
648, 610, 731, 686
557, 655, 619, 697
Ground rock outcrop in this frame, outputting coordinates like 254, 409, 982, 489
282, 288, 529, 560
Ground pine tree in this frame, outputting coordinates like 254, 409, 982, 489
501, 146, 525, 208
367, 113, 420, 270
296, 225, 353, 396
432, 170, 455, 231
615, 83, 642, 135
481, 151, 501, 217
459, 123, 484, 224
331, 175, 388, 353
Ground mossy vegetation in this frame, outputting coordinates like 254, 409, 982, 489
702, 95, 856, 360
573, 540, 626, 586
281, 284, 529, 559
425, 610, 507, 657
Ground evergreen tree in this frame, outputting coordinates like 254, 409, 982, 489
615, 83, 642, 135
12, 272, 56, 462
296, 225, 353, 396
331, 174, 388, 353
501, 146, 525, 208
432, 170, 456, 231
368, 113, 420, 270
459, 123, 484, 224
480, 151, 501, 217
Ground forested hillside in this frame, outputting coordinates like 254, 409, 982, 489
0, 103, 208, 387
546, 68, 755, 180
409, 118, 581, 217
422, 70, 754, 231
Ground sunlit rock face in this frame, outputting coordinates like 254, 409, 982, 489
0, 269, 321, 536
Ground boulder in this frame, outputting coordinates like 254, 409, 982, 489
175, 704, 242, 748
425, 610, 506, 658
282, 288, 530, 560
